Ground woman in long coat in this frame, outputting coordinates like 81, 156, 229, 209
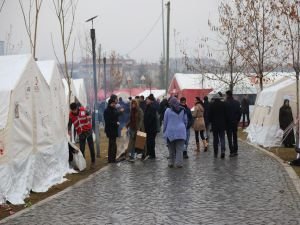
126, 99, 144, 161
192, 97, 208, 152
279, 99, 295, 148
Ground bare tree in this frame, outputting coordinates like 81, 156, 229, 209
272, 0, 300, 151
182, 8, 247, 94
234, 0, 283, 90
0, 0, 6, 13
5, 25, 23, 55
18, 0, 43, 59
52, 0, 78, 104
109, 51, 123, 93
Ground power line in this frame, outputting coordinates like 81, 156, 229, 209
126, 13, 162, 56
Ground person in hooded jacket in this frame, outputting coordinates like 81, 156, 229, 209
163, 97, 187, 168
279, 99, 295, 148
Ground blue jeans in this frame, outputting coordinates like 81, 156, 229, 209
213, 130, 225, 155
184, 128, 190, 152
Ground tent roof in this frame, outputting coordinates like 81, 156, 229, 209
138, 89, 166, 99
0, 54, 32, 91
36, 60, 56, 85
256, 77, 295, 107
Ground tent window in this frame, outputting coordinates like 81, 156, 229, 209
15, 103, 19, 119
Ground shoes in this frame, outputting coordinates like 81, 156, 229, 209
108, 160, 118, 163
168, 164, 174, 168
127, 158, 135, 163
183, 151, 189, 159
221, 153, 225, 159
90, 163, 95, 169
175, 165, 183, 168
230, 152, 238, 157
142, 155, 150, 161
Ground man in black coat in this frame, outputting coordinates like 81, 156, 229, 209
225, 90, 242, 157
209, 94, 227, 158
144, 95, 158, 159
104, 98, 120, 163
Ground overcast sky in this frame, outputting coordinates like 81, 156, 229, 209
0, 0, 220, 63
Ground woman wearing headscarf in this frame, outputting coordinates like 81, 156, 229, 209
192, 97, 208, 152
279, 99, 295, 148
126, 99, 144, 161
163, 97, 187, 168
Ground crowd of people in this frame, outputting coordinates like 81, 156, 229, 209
67, 91, 263, 169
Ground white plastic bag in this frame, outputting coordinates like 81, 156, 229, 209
72, 151, 86, 171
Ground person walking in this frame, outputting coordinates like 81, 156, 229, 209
180, 97, 193, 158
144, 95, 158, 159
126, 99, 144, 162
209, 94, 227, 158
203, 96, 210, 142
241, 95, 250, 128
104, 98, 120, 163
192, 97, 208, 152
279, 99, 295, 148
225, 90, 241, 157
69, 102, 95, 169
163, 97, 187, 168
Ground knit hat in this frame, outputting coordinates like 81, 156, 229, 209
148, 94, 155, 101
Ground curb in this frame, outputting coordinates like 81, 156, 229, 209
0, 165, 111, 224
240, 138, 300, 196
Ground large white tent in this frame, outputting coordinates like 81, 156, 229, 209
246, 77, 298, 147
0, 55, 68, 204
73, 78, 88, 107
36, 61, 69, 192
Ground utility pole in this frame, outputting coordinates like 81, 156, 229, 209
103, 56, 107, 101
161, 0, 166, 95
86, 16, 100, 158
165, 1, 170, 94
98, 44, 101, 91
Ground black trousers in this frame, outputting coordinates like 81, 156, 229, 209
146, 132, 157, 158
226, 126, 238, 154
108, 137, 117, 162
195, 130, 205, 143
79, 130, 95, 163
242, 112, 250, 127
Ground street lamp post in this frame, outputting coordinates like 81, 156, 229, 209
86, 16, 100, 158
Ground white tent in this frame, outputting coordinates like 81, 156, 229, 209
36, 61, 69, 192
62, 78, 76, 105
138, 89, 166, 100
73, 78, 88, 107
0, 55, 68, 204
246, 77, 298, 147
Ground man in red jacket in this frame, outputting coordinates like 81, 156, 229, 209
69, 102, 95, 169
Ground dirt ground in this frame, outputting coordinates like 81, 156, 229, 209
0, 129, 128, 221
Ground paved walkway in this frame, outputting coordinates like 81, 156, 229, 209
3, 133, 300, 225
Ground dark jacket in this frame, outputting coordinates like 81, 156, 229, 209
209, 98, 227, 131
203, 99, 210, 126
241, 98, 250, 113
181, 104, 193, 129
279, 105, 293, 130
225, 97, 241, 128
104, 105, 119, 138
144, 103, 157, 134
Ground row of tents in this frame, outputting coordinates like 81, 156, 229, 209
0, 54, 87, 205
